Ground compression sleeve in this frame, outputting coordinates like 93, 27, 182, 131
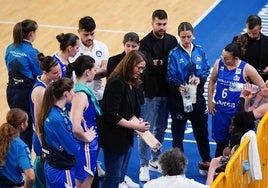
237, 97, 245, 112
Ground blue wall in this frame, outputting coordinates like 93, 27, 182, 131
194, 0, 268, 67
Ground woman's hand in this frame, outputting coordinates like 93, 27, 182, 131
179, 84, 185, 96
85, 126, 96, 143
208, 100, 216, 115
192, 76, 200, 86
136, 121, 150, 132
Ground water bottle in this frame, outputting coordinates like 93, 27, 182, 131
188, 72, 197, 104
229, 82, 260, 93
183, 83, 193, 113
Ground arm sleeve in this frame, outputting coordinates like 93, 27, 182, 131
237, 97, 246, 112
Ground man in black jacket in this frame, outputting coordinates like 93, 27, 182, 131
232, 15, 268, 81
138, 9, 178, 182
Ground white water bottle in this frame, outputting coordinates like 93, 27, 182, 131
188, 72, 197, 104
183, 83, 193, 113
229, 82, 260, 93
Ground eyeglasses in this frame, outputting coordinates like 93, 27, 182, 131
136, 65, 146, 72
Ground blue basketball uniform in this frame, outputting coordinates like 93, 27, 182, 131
30, 76, 47, 188
53, 53, 67, 78
212, 60, 246, 142
73, 83, 98, 181
30, 76, 46, 156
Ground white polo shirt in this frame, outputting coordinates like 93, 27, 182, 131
70, 40, 109, 100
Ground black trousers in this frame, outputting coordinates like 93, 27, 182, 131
6, 86, 33, 151
169, 95, 211, 162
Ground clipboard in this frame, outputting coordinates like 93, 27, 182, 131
130, 116, 162, 152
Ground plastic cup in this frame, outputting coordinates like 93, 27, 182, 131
188, 84, 197, 104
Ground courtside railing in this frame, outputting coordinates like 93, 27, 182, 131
253, 111, 268, 187
211, 112, 268, 188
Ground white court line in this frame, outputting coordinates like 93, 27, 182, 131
0, 1, 221, 35
192, 0, 221, 27
0, 20, 147, 35
164, 138, 216, 145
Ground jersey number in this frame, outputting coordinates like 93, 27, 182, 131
222, 88, 228, 99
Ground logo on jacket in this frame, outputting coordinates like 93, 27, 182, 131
195, 56, 202, 62
96, 50, 102, 57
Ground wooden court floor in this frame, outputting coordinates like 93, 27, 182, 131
0, 0, 216, 123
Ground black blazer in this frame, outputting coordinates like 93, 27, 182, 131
232, 33, 268, 81
106, 51, 126, 78
98, 77, 140, 154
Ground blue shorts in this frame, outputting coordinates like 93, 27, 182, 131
44, 162, 76, 188
74, 143, 97, 181
212, 108, 233, 143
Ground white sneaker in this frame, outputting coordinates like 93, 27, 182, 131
97, 161, 105, 178
139, 166, 150, 182
124, 175, 140, 188
118, 181, 128, 188
149, 160, 162, 173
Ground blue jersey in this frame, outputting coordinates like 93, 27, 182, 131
53, 53, 67, 78
81, 95, 98, 151
30, 76, 46, 156
44, 106, 79, 155
214, 60, 247, 114
43, 106, 79, 187
73, 83, 98, 179
212, 60, 247, 142
5, 41, 42, 87
0, 136, 32, 184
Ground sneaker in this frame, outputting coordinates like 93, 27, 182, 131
118, 181, 128, 188
199, 169, 208, 176
139, 166, 150, 182
124, 176, 140, 188
97, 161, 105, 178
149, 160, 162, 173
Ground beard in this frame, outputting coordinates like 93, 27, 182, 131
248, 34, 260, 41
154, 30, 165, 38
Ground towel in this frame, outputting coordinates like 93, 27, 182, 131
240, 130, 262, 180
75, 83, 102, 116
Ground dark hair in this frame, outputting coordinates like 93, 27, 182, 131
225, 34, 247, 58
13, 19, 38, 48
0, 108, 28, 162
178, 22, 194, 35
109, 50, 146, 89
79, 16, 96, 32
229, 111, 255, 148
37, 53, 58, 72
123, 32, 139, 44
246, 15, 261, 29
230, 111, 255, 135
56, 33, 79, 51
66, 55, 95, 78
37, 78, 74, 139
159, 147, 188, 176
152, 9, 168, 20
